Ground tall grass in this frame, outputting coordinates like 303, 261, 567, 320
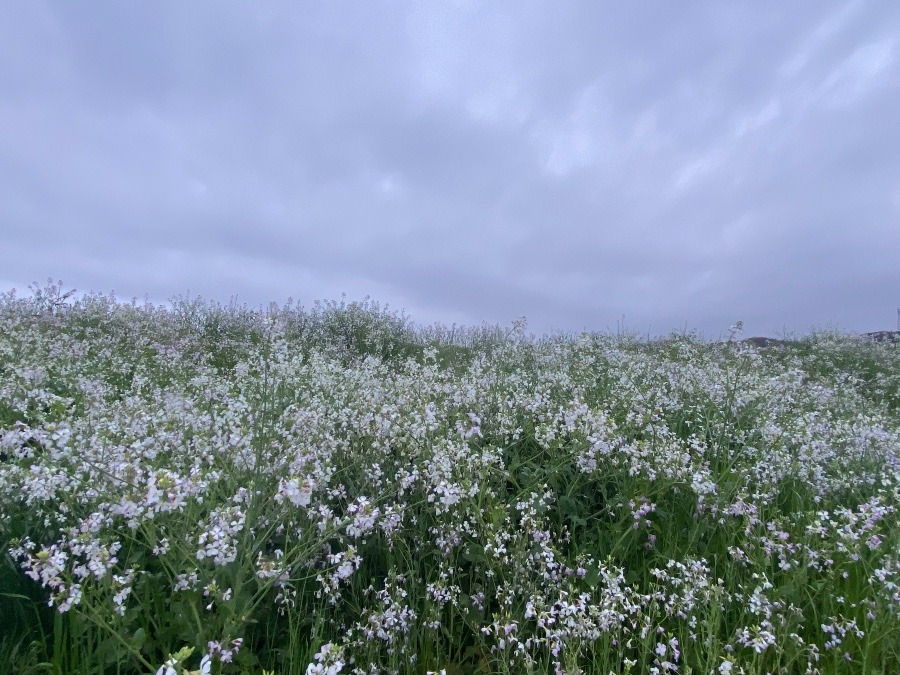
1, 283, 898, 674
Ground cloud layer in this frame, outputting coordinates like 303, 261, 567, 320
3, 1, 899, 337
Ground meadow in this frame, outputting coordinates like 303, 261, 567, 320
1, 282, 899, 674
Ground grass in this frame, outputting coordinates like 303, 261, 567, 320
1, 283, 899, 674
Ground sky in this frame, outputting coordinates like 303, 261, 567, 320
2, 1, 899, 339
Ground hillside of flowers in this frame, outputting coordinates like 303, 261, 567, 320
1, 282, 899, 674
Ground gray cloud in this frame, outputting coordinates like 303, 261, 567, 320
2, 0, 899, 337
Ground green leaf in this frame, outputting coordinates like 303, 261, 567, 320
130, 627, 147, 651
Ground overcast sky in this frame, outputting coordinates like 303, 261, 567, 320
2, 1, 899, 338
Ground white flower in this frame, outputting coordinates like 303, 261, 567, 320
155, 658, 178, 675
275, 476, 315, 507
306, 642, 345, 675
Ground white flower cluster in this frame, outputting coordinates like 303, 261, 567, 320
2, 288, 899, 673
196, 505, 245, 566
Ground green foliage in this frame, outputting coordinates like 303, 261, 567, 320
1, 284, 899, 673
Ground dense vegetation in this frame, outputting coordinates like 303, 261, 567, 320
2, 282, 899, 674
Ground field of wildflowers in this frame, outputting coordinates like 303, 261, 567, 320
1, 282, 899, 674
